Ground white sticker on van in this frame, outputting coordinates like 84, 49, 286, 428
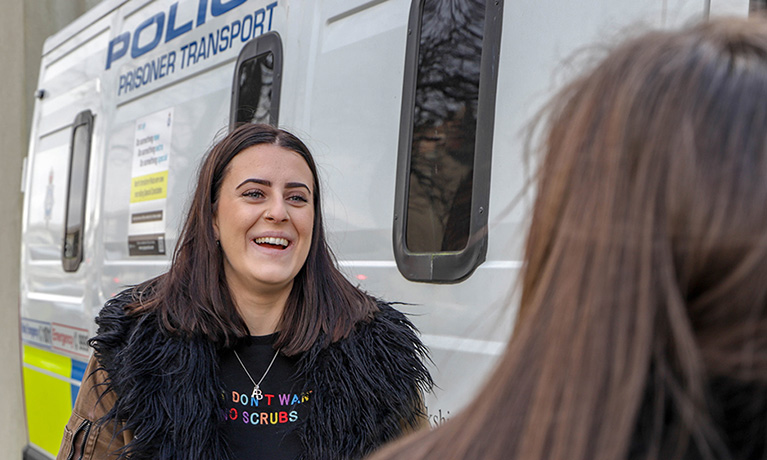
21, 318, 53, 348
128, 107, 173, 256
51, 323, 90, 358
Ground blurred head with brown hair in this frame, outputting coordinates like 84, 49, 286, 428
371, 17, 767, 460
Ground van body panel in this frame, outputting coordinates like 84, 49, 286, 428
22, 0, 740, 457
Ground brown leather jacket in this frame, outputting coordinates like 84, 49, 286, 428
56, 356, 132, 460
57, 355, 429, 460
55, 297, 431, 460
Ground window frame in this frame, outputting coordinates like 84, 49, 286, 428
393, 0, 504, 283
750, 0, 767, 14
62, 109, 94, 273
229, 30, 283, 129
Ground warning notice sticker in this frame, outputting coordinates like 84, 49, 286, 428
128, 107, 173, 256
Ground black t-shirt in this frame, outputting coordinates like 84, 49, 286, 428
220, 333, 309, 460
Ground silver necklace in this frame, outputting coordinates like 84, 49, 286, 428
233, 347, 280, 401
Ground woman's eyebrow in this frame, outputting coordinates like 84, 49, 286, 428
236, 178, 270, 188
236, 178, 311, 194
285, 182, 311, 193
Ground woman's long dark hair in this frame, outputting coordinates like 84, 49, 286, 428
371, 17, 767, 460
129, 123, 377, 354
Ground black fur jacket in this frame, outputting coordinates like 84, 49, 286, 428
58, 288, 433, 460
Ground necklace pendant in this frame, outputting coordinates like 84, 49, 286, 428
252, 385, 263, 400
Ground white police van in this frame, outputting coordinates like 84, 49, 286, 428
19, 0, 746, 458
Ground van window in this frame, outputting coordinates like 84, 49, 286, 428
393, 0, 503, 282
230, 31, 283, 128
62, 110, 94, 272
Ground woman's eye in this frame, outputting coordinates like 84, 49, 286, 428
288, 195, 308, 203
243, 190, 264, 199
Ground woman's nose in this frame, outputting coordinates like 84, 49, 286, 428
264, 199, 289, 222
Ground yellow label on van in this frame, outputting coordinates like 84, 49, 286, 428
131, 170, 168, 203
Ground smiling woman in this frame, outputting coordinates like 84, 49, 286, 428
213, 144, 315, 336
55, 124, 433, 460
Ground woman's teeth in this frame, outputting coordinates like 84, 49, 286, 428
255, 237, 289, 248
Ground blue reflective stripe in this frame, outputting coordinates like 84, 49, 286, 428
71, 359, 87, 383
70, 359, 88, 406
70, 384, 79, 408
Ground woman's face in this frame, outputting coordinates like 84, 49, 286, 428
213, 144, 315, 299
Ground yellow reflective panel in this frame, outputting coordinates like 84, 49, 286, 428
23, 345, 73, 456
